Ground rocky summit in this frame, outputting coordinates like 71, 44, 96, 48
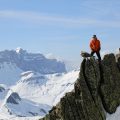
40, 53, 120, 120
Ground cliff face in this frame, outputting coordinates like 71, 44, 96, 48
40, 54, 120, 120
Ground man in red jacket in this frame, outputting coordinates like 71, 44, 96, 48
90, 35, 101, 61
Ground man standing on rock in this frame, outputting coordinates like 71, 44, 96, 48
90, 35, 101, 61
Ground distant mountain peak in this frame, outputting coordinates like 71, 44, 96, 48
16, 47, 26, 54
0, 48, 66, 85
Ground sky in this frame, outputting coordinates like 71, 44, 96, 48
0, 0, 120, 69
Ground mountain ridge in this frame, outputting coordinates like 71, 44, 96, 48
40, 53, 120, 120
0, 48, 66, 86
0, 48, 66, 75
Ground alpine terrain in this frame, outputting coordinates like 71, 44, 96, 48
40, 52, 120, 120
0, 48, 79, 120
0, 48, 120, 120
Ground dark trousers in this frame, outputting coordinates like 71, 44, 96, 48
91, 51, 101, 61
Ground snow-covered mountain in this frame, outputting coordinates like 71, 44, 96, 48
0, 91, 51, 118
0, 69, 79, 119
12, 70, 79, 106
0, 49, 120, 120
0, 48, 79, 119
0, 48, 66, 75
0, 48, 66, 86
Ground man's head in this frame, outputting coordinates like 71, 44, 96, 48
92, 35, 97, 39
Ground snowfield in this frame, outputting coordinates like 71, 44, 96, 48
0, 69, 79, 119
106, 106, 120, 120
0, 62, 23, 86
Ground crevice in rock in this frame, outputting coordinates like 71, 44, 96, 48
98, 62, 108, 114
117, 58, 120, 72
82, 59, 95, 101
90, 60, 105, 119
66, 95, 76, 120
82, 58, 105, 119
40, 53, 120, 120
98, 54, 120, 114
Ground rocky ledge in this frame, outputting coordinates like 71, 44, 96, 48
40, 53, 120, 120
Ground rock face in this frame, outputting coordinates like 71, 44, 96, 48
101, 54, 120, 113
0, 86, 5, 92
118, 57, 120, 71
40, 54, 120, 120
116, 53, 120, 71
80, 51, 91, 58
6, 92, 21, 104
116, 49, 120, 62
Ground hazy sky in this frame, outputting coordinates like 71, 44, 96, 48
0, 0, 120, 69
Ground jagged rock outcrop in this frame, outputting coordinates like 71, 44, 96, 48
40, 54, 120, 120
6, 92, 21, 104
116, 48, 120, 62
100, 54, 120, 113
0, 85, 5, 92
116, 54, 120, 71
118, 57, 120, 71
116, 49, 120, 71
80, 51, 91, 58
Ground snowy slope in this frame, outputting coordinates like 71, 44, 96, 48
0, 62, 23, 86
0, 84, 8, 106
0, 70, 79, 119
0, 48, 67, 119
0, 90, 51, 118
106, 106, 120, 120
12, 70, 79, 106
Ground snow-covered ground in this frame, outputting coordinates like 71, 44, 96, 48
12, 70, 79, 106
0, 70, 79, 119
0, 62, 23, 86
106, 106, 120, 120
0, 49, 78, 119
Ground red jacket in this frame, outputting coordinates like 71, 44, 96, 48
90, 39, 101, 52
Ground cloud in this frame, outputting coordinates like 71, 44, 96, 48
0, 10, 120, 28
45, 53, 63, 62
0, 10, 94, 26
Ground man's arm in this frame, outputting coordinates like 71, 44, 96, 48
90, 40, 95, 51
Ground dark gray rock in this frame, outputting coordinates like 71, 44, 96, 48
7, 92, 21, 104
40, 58, 106, 120
116, 49, 120, 62
0, 86, 5, 92
116, 50, 120, 71
118, 57, 120, 71
116, 54, 120, 71
81, 51, 91, 58
100, 54, 120, 113
40, 53, 120, 120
